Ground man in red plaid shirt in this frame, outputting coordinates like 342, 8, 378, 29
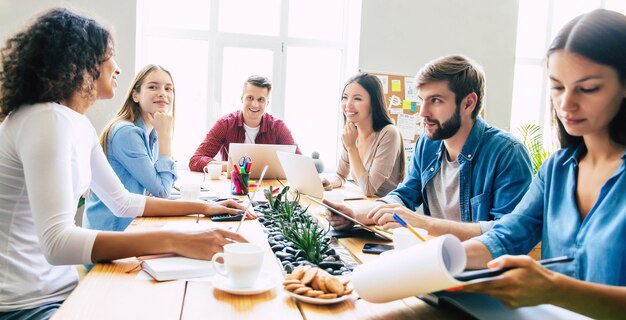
189, 75, 301, 172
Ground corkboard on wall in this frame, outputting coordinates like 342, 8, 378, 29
368, 72, 486, 165
370, 72, 422, 163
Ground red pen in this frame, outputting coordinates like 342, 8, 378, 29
246, 161, 252, 173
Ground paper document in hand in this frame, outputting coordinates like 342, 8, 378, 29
142, 256, 215, 282
352, 235, 467, 303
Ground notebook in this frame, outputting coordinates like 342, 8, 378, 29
228, 143, 297, 179
276, 151, 366, 201
141, 256, 215, 281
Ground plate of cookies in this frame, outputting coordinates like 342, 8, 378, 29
282, 266, 354, 305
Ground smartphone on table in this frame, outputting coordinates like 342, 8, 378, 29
362, 243, 394, 255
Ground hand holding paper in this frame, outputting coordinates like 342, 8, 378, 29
353, 235, 467, 303
353, 235, 573, 304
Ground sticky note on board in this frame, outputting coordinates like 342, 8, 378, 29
411, 102, 417, 112
402, 100, 411, 110
391, 80, 401, 92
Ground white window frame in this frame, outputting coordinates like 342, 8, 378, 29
136, 0, 361, 168
511, 0, 623, 145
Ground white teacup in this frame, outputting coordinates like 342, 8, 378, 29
211, 243, 264, 289
203, 164, 222, 180
180, 183, 201, 201
392, 227, 428, 250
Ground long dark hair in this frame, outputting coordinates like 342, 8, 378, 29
342, 73, 405, 180
548, 9, 626, 148
0, 8, 113, 121
342, 73, 394, 131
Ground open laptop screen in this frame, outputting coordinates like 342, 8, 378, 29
228, 143, 296, 179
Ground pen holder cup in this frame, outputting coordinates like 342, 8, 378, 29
231, 170, 249, 195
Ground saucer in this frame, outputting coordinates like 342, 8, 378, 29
213, 273, 278, 295
284, 289, 355, 305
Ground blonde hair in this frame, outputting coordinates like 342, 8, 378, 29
100, 64, 175, 155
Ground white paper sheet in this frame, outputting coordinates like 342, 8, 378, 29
352, 235, 466, 303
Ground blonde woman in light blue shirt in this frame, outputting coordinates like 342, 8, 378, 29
84, 64, 178, 232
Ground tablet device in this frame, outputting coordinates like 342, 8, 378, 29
305, 195, 392, 241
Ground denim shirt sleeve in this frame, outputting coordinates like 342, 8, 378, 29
486, 141, 533, 221
109, 124, 177, 198
385, 138, 424, 210
475, 161, 545, 258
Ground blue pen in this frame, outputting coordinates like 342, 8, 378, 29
393, 213, 426, 242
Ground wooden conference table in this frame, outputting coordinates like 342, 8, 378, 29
52, 172, 474, 319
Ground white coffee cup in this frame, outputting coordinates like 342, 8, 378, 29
211, 243, 264, 288
392, 227, 428, 250
180, 183, 201, 201
203, 164, 222, 180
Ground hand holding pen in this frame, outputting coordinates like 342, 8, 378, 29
392, 213, 426, 242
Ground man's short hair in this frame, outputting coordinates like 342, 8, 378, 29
416, 55, 485, 119
242, 75, 272, 96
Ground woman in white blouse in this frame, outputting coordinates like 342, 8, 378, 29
322, 73, 405, 197
0, 8, 248, 319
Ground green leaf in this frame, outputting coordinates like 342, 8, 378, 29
518, 123, 552, 175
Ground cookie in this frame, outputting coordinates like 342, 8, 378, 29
305, 290, 324, 297
324, 276, 344, 295
300, 267, 319, 285
293, 286, 311, 295
282, 279, 302, 286
285, 283, 305, 292
315, 275, 328, 293
291, 265, 311, 280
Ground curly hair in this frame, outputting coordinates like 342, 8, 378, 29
0, 8, 113, 121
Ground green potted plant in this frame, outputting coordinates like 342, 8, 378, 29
518, 123, 552, 175
258, 187, 346, 274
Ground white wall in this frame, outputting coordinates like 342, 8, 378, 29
0, 0, 136, 133
359, 0, 519, 131
1, 0, 518, 132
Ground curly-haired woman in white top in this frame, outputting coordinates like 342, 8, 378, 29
0, 8, 248, 319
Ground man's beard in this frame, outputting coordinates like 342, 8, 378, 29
424, 104, 462, 140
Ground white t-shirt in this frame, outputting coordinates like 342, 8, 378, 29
243, 123, 259, 144
0, 103, 145, 311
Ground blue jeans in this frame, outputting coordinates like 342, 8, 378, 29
0, 301, 62, 320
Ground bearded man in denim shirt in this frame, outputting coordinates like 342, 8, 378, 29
325, 55, 532, 241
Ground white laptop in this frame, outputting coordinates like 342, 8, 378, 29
276, 151, 366, 201
228, 143, 297, 179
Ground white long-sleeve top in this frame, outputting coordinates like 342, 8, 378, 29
0, 103, 146, 311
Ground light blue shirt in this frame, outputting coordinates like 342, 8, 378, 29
381, 118, 533, 232
84, 117, 177, 231
476, 146, 626, 286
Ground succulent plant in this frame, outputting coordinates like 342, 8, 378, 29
282, 216, 330, 264
259, 187, 346, 273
